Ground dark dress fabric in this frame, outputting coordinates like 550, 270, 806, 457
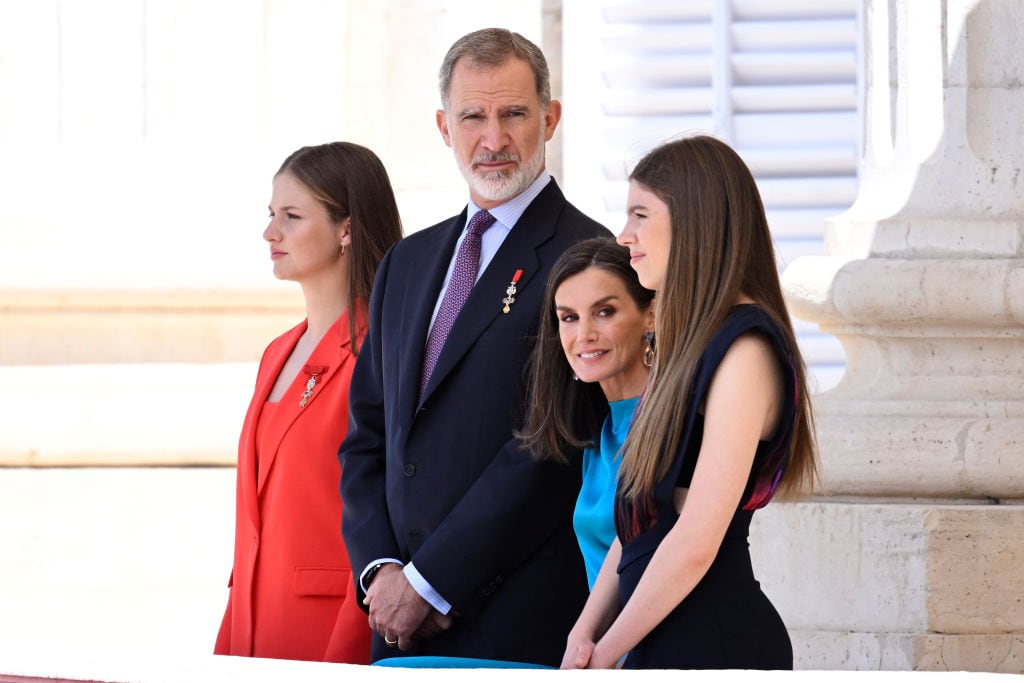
614, 304, 798, 670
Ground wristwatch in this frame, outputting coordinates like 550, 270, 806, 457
364, 562, 388, 587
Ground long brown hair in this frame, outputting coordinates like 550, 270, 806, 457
618, 135, 817, 501
518, 237, 654, 463
277, 142, 403, 353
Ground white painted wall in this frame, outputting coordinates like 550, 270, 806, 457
0, 0, 542, 291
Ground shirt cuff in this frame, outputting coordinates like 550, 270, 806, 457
404, 562, 452, 615
359, 558, 403, 592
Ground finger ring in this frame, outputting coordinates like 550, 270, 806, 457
384, 634, 398, 646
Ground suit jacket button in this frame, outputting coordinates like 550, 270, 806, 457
403, 463, 417, 477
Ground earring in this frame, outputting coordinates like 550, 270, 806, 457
643, 331, 655, 369
572, 372, 579, 381
340, 244, 346, 256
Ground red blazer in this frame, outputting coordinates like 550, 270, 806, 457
215, 309, 370, 663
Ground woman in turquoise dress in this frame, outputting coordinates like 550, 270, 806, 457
519, 237, 655, 588
562, 135, 819, 670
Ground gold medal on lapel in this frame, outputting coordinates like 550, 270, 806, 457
502, 269, 524, 313
299, 365, 329, 408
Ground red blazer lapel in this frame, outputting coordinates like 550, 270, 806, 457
256, 310, 364, 496
238, 320, 306, 531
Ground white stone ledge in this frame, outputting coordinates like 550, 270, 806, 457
815, 400, 1024, 419
0, 288, 304, 364
868, 220, 1023, 260
0, 363, 252, 466
751, 502, 1024, 641
823, 339, 1024, 403
782, 256, 1024, 327
1, 655, 1016, 682
792, 630, 1024, 673
0, 288, 304, 311
813, 414, 1024, 499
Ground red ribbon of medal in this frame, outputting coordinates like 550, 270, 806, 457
502, 269, 523, 314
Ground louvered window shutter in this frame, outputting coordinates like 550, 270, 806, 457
563, 0, 859, 392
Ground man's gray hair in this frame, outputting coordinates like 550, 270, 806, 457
438, 28, 551, 111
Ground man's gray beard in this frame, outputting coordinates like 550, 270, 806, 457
458, 137, 546, 203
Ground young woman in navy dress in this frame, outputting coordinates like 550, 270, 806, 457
562, 135, 819, 670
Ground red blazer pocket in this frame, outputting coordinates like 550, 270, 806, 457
292, 567, 349, 597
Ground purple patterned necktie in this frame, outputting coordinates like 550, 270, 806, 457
419, 209, 497, 400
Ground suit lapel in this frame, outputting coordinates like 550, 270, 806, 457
418, 182, 565, 406
397, 211, 467, 427
238, 321, 303, 530
256, 313, 356, 495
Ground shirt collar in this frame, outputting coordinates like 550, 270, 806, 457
465, 170, 552, 231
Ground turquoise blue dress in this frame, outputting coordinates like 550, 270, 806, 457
573, 396, 639, 589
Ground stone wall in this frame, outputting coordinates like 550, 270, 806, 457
772, 0, 1024, 672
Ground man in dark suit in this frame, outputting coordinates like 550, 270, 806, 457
338, 28, 611, 666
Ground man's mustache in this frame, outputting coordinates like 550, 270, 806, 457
472, 152, 519, 168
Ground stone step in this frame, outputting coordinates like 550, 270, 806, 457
0, 288, 304, 364
0, 362, 256, 465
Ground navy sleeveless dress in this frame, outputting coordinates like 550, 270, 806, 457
614, 305, 798, 670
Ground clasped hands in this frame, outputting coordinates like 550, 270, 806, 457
561, 633, 622, 669
364, 564, 453, 650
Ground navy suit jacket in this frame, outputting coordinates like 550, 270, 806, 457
339, 179, 611, 665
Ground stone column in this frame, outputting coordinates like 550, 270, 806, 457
754, 0, 1024, 671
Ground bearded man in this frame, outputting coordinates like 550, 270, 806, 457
338, 28, 611, 666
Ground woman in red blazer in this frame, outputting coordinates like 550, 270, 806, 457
215, 142, 402, 663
